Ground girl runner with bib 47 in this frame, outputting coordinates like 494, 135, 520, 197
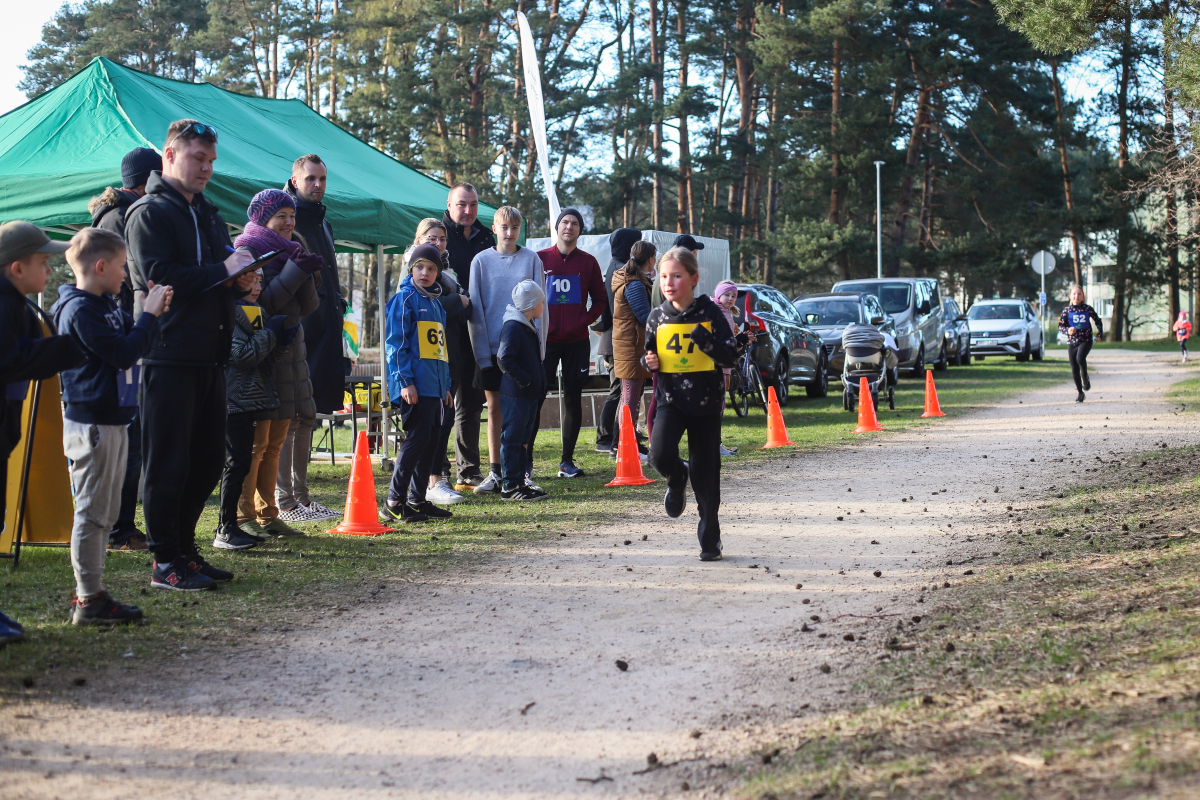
643, 247, 738, 561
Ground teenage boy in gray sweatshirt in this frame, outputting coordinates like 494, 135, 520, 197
466, 206, 547, 494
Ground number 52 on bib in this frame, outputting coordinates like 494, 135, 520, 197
656, 322, 714, 373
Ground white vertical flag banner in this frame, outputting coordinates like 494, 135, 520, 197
516, 11, 561, 244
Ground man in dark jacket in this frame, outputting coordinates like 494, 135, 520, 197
284, 154, 345, 416
593, 228, 641, 450
442, 183, 496, 490
124, 119, 256, 592
88, 146, 161, 551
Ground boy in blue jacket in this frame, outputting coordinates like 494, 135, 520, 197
51, 228, 173, 622
497, 280, 548, 502
383, 244, 454, 523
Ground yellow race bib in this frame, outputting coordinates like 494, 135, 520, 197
241, 305, 263, 330
418, 320, 449, 362
657, 322, 714, 373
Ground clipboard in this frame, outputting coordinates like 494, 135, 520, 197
205, 249, 284, 292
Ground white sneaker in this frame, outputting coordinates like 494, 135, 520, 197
474, 472, 502, 494
524, 473, 544, 493
303, 501, 341, 520
427, 480, 465, 505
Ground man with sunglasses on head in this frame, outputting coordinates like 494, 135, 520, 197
124, 119, 257, 592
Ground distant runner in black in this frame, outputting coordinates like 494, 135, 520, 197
1058, 284, 1104, 403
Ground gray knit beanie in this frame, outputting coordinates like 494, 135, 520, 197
511, 279, 546, 312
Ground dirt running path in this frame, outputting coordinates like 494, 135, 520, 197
2, 350, 1195, 799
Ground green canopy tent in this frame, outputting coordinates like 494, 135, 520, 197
0, 56, 500, 453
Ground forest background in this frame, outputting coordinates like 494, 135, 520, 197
14, 0, 1200, 340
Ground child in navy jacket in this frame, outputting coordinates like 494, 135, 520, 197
51, 228, 172, 625
383, 244, 453, 523
496, 280, 548, 502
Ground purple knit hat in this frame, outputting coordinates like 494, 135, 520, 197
714, 280, 738, 300
246, 189, 295, 226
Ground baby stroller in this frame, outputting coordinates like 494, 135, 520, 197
841, 323, 898, 413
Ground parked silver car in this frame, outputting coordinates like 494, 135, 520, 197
941, 297, 972, 366
966, 299, 1045, 361
831, 277, 948, 373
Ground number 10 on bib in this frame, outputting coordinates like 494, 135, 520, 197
656, 322, 714, 373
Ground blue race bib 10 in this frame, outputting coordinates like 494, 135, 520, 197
548, 275, 581, 305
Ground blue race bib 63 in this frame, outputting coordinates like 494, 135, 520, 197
548, 275, 581, 305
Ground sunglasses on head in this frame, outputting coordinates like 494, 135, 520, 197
166, 122, 218, 149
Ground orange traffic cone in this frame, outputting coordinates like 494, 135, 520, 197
606, 405, 655, 487
761, 386, 796, 448
328, 430, 392, 536
853, 377, 884, 434
921, 369, 946, 418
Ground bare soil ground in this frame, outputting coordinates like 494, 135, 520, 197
0, 350, 1195, 799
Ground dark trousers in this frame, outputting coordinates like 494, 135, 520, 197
596, 356, 621, 446
453, 345, 485, 479
110, 412, 142, 539
141, 365, 227, 564
649, 405, 722, 555
1068, 340, 1092, 391
390, 396, 446, 505
530, 339, 590, 464
219, 412, 256, 531
500, 395, 539, 491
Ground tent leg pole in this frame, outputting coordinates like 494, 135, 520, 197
11, 380, 42, 569
377, 244, 390, 461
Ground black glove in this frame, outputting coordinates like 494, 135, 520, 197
264, 314, 289, 338
735, 331, 752, 347
292, 253, 324, 274
690, 323, 716, 351
278, 323, 301, 347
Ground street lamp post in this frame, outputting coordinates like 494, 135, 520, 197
874, 160, 884, 279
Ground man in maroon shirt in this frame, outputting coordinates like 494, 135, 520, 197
533, 208, 606, 478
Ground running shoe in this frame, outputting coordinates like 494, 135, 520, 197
455, 473, 485, 492
1076, 391, 1085, 403
189, 555, 234, 583
525, 472, 544, 493
212, 527, 260, 551
699, 549, 723, 562
276, 505, 313, 523
501, 485, 548, 502
151, 559, 216, 592
474, 472, 502, 494
594, 441, 613, 453
411, 501, 453, 519
263, 519, 306, 537
0, 619, 24, 645
381, 502, 428, 523
0, 610, 24, 633
241, 520, 270, 540
1083, 379, 1091, 391
109, 529, 148, 551
426, 480, 465, 505
68, 591, 144, 626
303, 501, 342, 521
719, 444, 737, 457
557, 462, 585, 478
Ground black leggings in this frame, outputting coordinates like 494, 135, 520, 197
1069, 340, 1092, 392
1181, 338, 1189, 354
649, 406, 723, 555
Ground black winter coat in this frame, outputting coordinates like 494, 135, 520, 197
0, 275, 85, 458
442, 212, 495, 372
89, 187, 139, 314
285, 181, 346, 414
123, 171, 237, 367
225, 303, 281, 416
645, 295, 737, 416
497, 309, 547, 401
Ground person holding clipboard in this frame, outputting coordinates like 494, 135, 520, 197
643, 246, 738, 562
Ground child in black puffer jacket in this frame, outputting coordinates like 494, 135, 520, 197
644, 247, 737, 561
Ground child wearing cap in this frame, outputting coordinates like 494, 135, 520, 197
51, 228, 173, 625
497, 280, 549, 502
383, 243, 455, 523
0, 221, 87, 641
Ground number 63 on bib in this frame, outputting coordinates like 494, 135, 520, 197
418, 320, 448, 362
656, 322, 714, 373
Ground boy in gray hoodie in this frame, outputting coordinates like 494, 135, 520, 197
466, 206, 547, 493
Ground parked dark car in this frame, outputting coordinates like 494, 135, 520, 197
831, 277, 948, 372
793, 292, 897, 383
733, 284, 828, 404
941, 297, 972, 366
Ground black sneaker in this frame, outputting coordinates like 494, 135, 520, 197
382, 502, 429, 523
664, 463, 689, 518
109, 530, 148, 551
501, 485, 548, 502
151, 559, 216, 592
594, 441, 613, 453
454, 473, 484, 492
699, 549, 723, 562
68, 591, 144, 626
1083, 379, 1091, 391
1076, 391, 1085, 403
212, 527, 260, 551
411, 501, 452, 519
188, 555, 233, 583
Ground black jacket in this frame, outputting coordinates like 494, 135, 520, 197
226, 302, 281, 416
497, 309, 547, 401
90, 187, 139, 314
123, 171, 236, 367
285, 181, 345, 414
442, 212, 495, 368
0, 275, 85, 457
645, 295, 737, 416
50, 284, 159, 426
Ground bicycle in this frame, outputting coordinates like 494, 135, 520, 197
728, 331, 769, 417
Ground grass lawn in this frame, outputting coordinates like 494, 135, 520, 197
733, 444, 1200, 799
0, 356, 1070, 696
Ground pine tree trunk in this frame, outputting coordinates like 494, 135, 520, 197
676, 0, 691, 233
1164, 55, 1180, 324
1110, 12, 1133, 342
649, 0, 663, 229
887, 85, 932, 277
1050, 58, 1083, 287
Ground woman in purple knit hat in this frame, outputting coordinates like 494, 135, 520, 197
232, 189, 329, 539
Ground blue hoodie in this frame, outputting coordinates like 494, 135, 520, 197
50, 284, 159, 425
385, 274, 451, 402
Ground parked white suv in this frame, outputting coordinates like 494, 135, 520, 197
967, 299, 1045, 362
